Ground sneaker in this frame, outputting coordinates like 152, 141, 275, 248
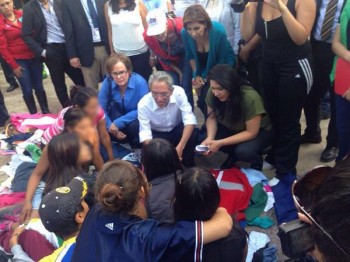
262, 160, 275, 171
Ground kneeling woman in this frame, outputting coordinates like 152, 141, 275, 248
99, 54, 149, 147
72, 160, 233, 261
20, 108, 104, 222
201, 64, 273, 170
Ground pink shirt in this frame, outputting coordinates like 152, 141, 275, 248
41, 106, 105, 145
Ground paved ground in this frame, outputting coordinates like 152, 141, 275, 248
0, 69, 334, 261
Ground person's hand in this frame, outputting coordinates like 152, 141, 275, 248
206, 140, 223, 154
149, 56, 157, 67
9, 225, 26, 249
343, 88, 350, 101
264, 0, 286, 12
13, 66, 24, 78
344, 52, 350, 64
239, 44, 251, 63
112, 130, 127, 141
192, 76, 205, 95
70, 58, 81, 68
109, 123, 119, 135
200, 138, 212, 156
175, 144, 184, 161
20, 202, 32, 224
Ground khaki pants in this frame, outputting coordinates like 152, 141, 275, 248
81, 46, 108, 89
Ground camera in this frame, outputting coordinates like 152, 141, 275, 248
230, 0, 263, 13
278, 219, 315, 260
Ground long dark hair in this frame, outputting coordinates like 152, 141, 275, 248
109, 0, 136, 14
142, 139, 183, 181
174, 167, 220, 221
208, 64, 245, 125
44, 133, 83, 195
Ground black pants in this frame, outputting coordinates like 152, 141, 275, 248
152, 123, 197, 167
109, 109, 140, 147
216, 123, 274, 170
0, 56, 18, 86
0, 89, 9, 126
303, 40, 338, 148
262, 56, 313, 175
45, 43, 85, 107
129, 51, 152, 82
197, 81, 210, 117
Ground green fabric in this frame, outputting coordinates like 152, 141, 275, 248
25, 144, 42, 163
244, 183, 268, 222
330, 1, 350, 82
247, 216, 274, 229
206, 85, 271, 134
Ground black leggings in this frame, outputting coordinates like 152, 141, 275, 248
129, 51, 152, 82
262, 56, 313, 175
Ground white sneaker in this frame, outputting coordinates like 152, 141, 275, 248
262, 161, 275, 171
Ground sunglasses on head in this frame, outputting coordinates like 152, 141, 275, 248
292, 165, 350, 257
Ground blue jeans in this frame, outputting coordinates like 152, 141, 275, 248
335, 95, 350, 161
15, 58, 44, 97
167, 57, 193, 109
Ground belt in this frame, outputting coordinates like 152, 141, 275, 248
46, 42, 65, 46
93, 42, 105, 47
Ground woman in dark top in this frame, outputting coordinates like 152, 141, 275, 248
174, 167, 247, 262
241, 0, 315, 179
201, 64, 273, 170
142, 138, 183, 224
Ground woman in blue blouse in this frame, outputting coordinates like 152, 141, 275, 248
99, 54, 149, 147
181, 5, 235, 116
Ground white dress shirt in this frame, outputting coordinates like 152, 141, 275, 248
138, 85, 197, 143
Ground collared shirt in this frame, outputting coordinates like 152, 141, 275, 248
80, 0, 101, 42
313, 0, 344, 43
99, 73, 149, 130
138, 85, 197, 143
37, 0, 65, 43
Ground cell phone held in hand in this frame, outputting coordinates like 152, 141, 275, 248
278, 219, 315, 259
230, 0, 264, 13
195, 145, 209, 153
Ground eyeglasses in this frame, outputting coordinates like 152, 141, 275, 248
151, 92, 171, 98
111, 70, 127, 77
292, 166, 350, 257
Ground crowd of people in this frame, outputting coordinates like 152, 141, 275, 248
0, 0, 349, 260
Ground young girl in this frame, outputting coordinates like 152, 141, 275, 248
142, 138, 183, 224
174, 167, 248, 262
72, 160, 233, 261
42, 86, 113, 161
21, 108, 103, 223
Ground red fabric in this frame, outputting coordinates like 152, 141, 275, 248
0, 192, 25, 208
211, 168, 253, 221
0, 10, 34, 70
143, 17, 183, 71
334, 58, 350, 96
19, 229, 56, 261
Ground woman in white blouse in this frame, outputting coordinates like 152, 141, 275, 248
105, 0, 152, 81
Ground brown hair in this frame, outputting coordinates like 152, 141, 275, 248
95, 160, 149, 214
105, 53, 133, 74
183, 5, 212, 31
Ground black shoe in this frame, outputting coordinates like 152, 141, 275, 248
6, 84, 18, 92
320, 147, 338, 162
300, 134, 322, 144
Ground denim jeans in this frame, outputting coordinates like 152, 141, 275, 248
15, 58, 44, 97
32, 181, 45, 210
335, 95, 350, 161
167, 57, 194, 109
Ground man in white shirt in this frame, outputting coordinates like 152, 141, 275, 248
138, 71, 197, 167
